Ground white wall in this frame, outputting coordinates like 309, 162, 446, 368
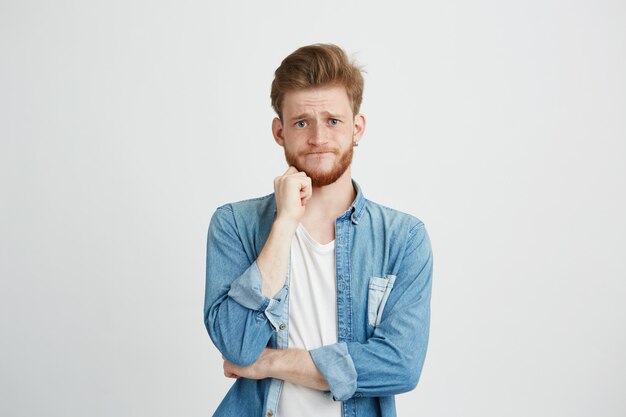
1, 1, 625, 416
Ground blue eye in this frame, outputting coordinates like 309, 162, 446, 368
329, 118, 340, 126
295, 120, 307, 128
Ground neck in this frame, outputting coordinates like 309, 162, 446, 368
302, 167, 356, 223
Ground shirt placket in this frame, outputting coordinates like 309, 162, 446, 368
336, 213, 357, 417
264, 257, 292, 417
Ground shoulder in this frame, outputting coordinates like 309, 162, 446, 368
361, 199, 432, 271
360, 198, 430, 258
362, 198, 425, 233
216, 193, 276, 215
210, 193, 276, 234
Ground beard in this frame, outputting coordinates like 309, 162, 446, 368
284, 145, 354, 187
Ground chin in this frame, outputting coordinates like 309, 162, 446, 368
285, 147, 353, 187
302, 163, 334, 175
306, 167, 350, 187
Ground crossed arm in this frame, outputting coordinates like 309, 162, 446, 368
223, 348, 329, 391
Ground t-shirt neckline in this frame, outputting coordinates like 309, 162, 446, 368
296, 224, 335, 253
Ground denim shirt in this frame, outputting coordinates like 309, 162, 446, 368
204, 182, 433, 417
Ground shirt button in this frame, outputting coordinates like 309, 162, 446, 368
279, 323, 286, 331
267, 412, 273, 417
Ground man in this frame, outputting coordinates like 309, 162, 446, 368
204, 44, 433, 417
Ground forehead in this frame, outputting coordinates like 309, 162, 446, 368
282, 84, 352, 117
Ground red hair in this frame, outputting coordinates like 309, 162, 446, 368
271, 44, 364, 119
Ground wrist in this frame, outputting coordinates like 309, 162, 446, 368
261, 349, 282, 379
273, 216, 299, 233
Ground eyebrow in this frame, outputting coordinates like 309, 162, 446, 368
287, 111, 344, 122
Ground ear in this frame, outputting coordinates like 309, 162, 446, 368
353, 113, 366, 145
272, 117, 285, 147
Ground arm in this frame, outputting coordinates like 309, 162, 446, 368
258, 166, 312, 297
204, 167, 312, 366
310, 222, 433, 400
204, 206, 284, 366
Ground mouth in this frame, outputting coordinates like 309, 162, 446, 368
305, 150, 336, 156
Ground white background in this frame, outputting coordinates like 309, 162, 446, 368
1, 1, 625, 416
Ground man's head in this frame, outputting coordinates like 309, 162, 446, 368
271, 44, 366, 187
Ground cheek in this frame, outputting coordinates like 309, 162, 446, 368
282, 140, 300, 156
337, 125, 354, 138
283, 132, 305, 149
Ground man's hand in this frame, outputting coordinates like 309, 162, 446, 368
273, 166, 312, 225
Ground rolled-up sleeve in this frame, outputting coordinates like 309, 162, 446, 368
310, 342, 358, 401
228, 261, 288, 330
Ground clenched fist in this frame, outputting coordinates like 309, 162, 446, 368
273, 166, 312, 225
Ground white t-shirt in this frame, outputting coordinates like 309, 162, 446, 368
277, 224, 341, 417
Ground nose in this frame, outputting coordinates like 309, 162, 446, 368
307, 123, 328, 146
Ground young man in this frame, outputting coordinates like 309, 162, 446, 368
204, 44, 433, 417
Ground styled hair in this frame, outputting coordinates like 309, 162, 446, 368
270, 44, 364, 119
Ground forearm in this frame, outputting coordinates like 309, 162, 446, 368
223, 348, 329, 391
266, 348, 329, 391
256, 218, 298, 297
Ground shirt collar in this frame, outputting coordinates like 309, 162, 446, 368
348, 179, 366, 225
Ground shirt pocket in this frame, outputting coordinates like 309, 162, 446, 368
367, 274, 397, 327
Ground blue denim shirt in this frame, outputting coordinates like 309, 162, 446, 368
204, 182, 433, 417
